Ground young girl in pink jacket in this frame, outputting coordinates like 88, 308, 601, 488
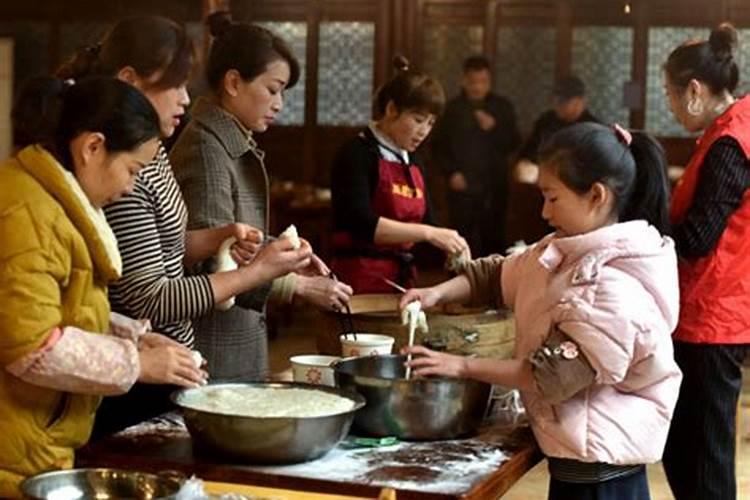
401, 122, 682, 500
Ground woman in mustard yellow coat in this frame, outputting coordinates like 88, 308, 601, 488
0, 77, 206, 496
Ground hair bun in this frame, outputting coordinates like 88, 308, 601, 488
207, 11, 233, 38
708, 22, 737, 61
392, 55, 410, 73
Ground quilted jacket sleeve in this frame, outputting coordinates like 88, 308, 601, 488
0, 203, 63, 366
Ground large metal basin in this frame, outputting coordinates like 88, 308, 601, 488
21, 468, 182, 499
171, 382, 365, 464
333, 355, 491, 440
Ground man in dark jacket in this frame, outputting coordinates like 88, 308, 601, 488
432, 55, 520, 257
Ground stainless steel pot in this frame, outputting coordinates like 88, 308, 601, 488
171, 382, 365, 464
333, 354, 491, 440
20, 468, 183, 499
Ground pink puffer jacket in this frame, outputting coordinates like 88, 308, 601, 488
503, 220, 682, 464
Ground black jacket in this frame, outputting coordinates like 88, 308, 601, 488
431, 92, 521, 195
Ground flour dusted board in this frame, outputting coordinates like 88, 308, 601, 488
78, 413, 541, 500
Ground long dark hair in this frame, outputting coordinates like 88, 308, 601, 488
539, 122, 671, 235
374, 55, 445, 118
12, 76, 161, 171
664, 22, 739, 94
205, 11, 300, 93
57, 16, 193, 89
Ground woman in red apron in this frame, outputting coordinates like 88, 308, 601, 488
331, 56, 470, 294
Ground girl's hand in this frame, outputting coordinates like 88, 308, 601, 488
247, 238, 312, 282
399, 287, 442, 310
401, 345, 469, 378
425, 226, 470, 256
138, 336, 208, 387
227, 223, 264, 265
295, 275, 353, 311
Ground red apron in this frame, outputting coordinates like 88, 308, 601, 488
332, 157, 427, 294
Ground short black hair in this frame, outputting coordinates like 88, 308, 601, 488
462, 55, 491, 73
553, 76, 586, 101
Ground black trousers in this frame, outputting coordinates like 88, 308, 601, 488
548, 467, 650, 500
663, 341, 748, 500
90, 383, 176, 441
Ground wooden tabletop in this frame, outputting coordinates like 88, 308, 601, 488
77, 414, 541, 500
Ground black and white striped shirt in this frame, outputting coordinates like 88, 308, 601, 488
104, 144, 214, 348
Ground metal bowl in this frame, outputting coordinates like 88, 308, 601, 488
333, 354, 491, 440
20, 468, 183, 499
171, 382, 365, 464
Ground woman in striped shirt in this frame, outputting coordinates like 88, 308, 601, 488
57, 16, 313, 437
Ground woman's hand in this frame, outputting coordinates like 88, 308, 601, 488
401, 345, 469, 378
246, 238, 312, 282
137, 333, 207, 387
294, 239, 330, 276
295, 275, 353, 311
226, 223, 264, 265
399, 287, 443, 310
424, 226, 470, 256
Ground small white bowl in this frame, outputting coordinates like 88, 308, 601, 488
339, 334, 395, 358
290, 355, 341, 386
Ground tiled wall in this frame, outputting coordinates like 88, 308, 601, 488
0, 38, 12, 160
422, 24, 484, 100
317, 21, 375, 126
495, 26, 557, 135
572, 26, 633, 126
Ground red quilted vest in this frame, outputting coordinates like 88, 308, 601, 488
670, 95, 750, 344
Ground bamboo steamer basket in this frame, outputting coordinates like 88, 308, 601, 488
315, 294, 515, 359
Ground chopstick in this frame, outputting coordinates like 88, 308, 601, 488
381, 277, 407, 293
328, 271, 356, 340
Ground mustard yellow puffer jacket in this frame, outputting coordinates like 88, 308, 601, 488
0, 146, 122, 497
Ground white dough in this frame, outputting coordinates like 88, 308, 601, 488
179, 386, 355, 418
402, 300, 428, 380
214, 237, 237, 310
280, 224, 301, 249
191, 350, 204, 369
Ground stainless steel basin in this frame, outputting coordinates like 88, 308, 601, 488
333, 354, 491, 440
21, 468, 182, 499
171, 382, 365, 464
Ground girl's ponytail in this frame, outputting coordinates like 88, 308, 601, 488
621, 131, 671, 235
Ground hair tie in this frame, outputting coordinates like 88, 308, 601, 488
86, 43, 101, 56
613, 123, 632, 146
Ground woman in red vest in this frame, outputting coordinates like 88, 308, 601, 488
330, 57, 470, 294
661, 23, 750, 500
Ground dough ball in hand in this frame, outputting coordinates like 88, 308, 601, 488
280, 224, 301, 249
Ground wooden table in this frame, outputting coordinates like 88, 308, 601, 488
77, 414, 541, 499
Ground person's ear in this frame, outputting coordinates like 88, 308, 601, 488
116, 66, 141, 88
589, 182, 610, 210
223, 69, 243, 98
384, 100, 400, 121
686, 78, 703, 101
77, 132, 106, 167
